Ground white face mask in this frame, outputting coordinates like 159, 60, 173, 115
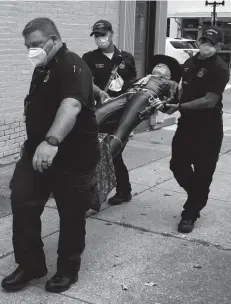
108, 72, 124, 92
95, 35, 110, 49
28, 39, 50, 67
28, 48, 47, 67
199, 43, 216, 59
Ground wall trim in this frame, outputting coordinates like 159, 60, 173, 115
154, 0, 168, 55
118, 0, 136, 54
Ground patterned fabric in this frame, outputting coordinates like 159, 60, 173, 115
90, 133, 116, 211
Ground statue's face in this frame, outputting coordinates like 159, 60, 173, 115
152, 63, 171, 79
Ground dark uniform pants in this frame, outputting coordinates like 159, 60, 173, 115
10, 152, 96, 276
170, 119, 223, 220
112, 146, 131, 196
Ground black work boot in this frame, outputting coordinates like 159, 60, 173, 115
1, 266, 47, 292
45, 272, 78, 293
108, 192, 132, 206
178, 219, 196, 233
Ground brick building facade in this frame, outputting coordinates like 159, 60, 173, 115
0, 1, 121, 164
0, 1, 167, 165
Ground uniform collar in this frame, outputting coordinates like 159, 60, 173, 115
194, 52, 218, 63
97, 45, 121, 55
113, 45, 122, 55
45, 43, 68, 69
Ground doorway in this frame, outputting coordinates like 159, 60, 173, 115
134, 1, 156, 78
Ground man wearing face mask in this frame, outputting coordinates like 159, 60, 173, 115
164, 26, 229, 233
1, 18, 100, 293
82, 20, 137, 206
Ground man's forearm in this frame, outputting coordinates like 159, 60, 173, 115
181, 96, 216, 110
46, 98, 82, 143
93, 84, 102, 98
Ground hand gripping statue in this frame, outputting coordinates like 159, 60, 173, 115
95, 54, 182, 158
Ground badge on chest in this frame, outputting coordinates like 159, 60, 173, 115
197, 68, 206, 78
118, 62, 125, 69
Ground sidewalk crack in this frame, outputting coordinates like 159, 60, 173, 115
90, 217, 231, 252
128, 154, 171, 172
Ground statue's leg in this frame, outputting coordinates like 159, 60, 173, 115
95, 95, 128, 127
93, 95, 132, 211
109, 91, 154, 158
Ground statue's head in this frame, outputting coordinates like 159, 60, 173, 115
152, 63, 171, 79
149, 54, 182, 83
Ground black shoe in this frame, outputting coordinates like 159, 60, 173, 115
108, 193, 132, 206
45, 272, 78, 293
178, 219, 196, 233
1, 266, 47, 292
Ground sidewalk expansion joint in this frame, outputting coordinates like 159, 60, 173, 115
128, 154, 171, 173
91, 217, 231, 252
0, 212, 12, 219
131, 177, 175, 191
133, 186, 153, 197
42, 229, 60, 240
154, 186, 229, 203
0, 275, 97, 304
215, 169, 231, 175
147, 177, 175, 189
0, 230, 60, 261
220, 148, 231, 156
29, 287, 97, 304
45, 205, 57, 210
0, 250, 14, 261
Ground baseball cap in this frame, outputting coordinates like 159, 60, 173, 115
200, 26, 224, 45
90, 20, 113, 36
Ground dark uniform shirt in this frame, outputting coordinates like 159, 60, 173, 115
180, 53, 229, 127
24, 43, 100, 170
82, 45, 136, 97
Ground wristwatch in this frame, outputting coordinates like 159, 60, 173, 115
45, 136, 60, 147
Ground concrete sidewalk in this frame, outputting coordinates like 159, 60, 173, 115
0, 117, 231, 303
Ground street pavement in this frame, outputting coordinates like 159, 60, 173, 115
0, 87, 231, 303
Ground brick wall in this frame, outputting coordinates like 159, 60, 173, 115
0, 116, 26, 164
0, 1, 120, 165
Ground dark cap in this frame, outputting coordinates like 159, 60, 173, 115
90, 20, 112, 36
200, 26, 224, 45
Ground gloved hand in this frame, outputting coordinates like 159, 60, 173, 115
139, 98, 164, 119
160, 97, 175, 113
99, 90, 110, 104
149, 98, 164, 111
165, 103, 180, 114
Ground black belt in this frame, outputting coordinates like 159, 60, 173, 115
129, 87, 158, 98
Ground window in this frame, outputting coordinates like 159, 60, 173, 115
166, 18, 170, 37
170, 40, 199, 49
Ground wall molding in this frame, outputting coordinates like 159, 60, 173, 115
118, 1, 136, 54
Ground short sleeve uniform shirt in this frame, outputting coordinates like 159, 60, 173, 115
24, 44, 100, 170
180, 53, 229, 128
82, 46, 136, 97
